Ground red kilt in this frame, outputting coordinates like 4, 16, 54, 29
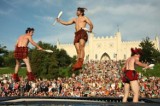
14, 46, 28, 59
74, 29, 88, 44
122, 70, 138, 83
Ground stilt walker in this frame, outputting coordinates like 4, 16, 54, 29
122, 48, 151, 102
57, 7, 93, 71
13, 28, 43, 82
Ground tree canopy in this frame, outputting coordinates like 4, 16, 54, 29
139, 37, 160, 63
29, 41, 74, 79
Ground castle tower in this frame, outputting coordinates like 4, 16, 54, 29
115, 31, 122, 60
56, 39, 60, 48
155, 36, 160, 50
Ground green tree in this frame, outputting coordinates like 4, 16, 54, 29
0, 44, 7, 54
0, 56, 4, 67
29, 42, 58, 79
3, 51, 15, 68
139, 37, 160, 63
56, 49, 72, 67
29, 41, 73, 79
0, 44, 9, 67
55, 47, 76, 78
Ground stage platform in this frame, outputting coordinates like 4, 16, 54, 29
0, 97, 160, 106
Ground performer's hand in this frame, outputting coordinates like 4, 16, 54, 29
56, 18, 60, 23
143, 65, 150, 70
88, 30, 92, 33
146, 65, 150, 69
37, 47, 43, 51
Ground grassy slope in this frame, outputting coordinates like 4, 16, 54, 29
0, 67, 27, 77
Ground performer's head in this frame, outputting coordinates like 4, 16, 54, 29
77, 7, 87, 16
26, 27, 34, 36
131, 48, 142, 57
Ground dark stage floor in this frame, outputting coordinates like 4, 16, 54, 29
0, 97, 160, 106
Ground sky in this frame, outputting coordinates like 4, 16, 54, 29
0, 0, 160, 50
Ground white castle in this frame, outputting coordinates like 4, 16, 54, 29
57, 31, 159, 61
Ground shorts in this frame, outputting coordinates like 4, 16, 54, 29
14, 46, 28, 59
122, 70, 138, 83
74, 29, 88, 44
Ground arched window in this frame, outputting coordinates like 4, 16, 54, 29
100, 52, 110, 61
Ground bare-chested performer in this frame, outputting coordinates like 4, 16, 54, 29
122, 48, 150, 103
13, 28, 43, 82
57, 7, 93, 70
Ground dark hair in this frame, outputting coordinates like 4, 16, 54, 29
25, 27, 34, 34
131, 48, 142, 56
77, 7, 87, 16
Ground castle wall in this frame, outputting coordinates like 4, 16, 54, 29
57, 32, 159, 61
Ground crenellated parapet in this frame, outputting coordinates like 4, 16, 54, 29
93, 35, 117, 40
122, 41, 141, 44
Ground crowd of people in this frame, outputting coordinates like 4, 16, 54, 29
0, 60, 160, 98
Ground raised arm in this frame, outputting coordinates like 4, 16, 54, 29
28, 36, 43, 50
85, 17, 93, 32
57, 18, 75, 25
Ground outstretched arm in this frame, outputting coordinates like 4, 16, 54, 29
85, 17, 93, 32
135, 58, 149, 68
28, 36, 43, 50
57, 18, 75, 25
